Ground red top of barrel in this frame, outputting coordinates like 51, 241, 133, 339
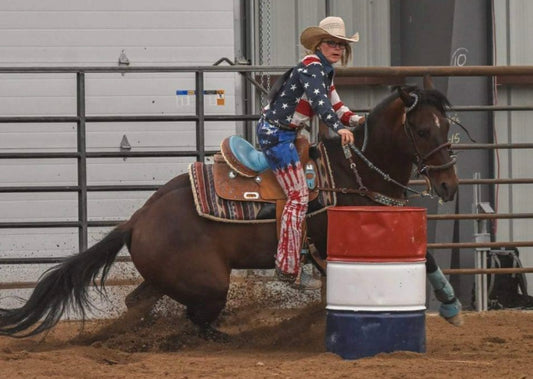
327, 206, 427, 262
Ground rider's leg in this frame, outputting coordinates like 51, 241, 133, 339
273, 161, 309, 276
257, 121, 308, 277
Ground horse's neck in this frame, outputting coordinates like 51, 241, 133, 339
358, 146, 412, 198
330, 125, 412, 201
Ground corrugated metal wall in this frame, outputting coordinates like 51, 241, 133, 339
493, 0, 533, 295
0, 0, 238, 316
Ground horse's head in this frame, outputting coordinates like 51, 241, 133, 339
317, 77, 458, 204
397, 80, 458, 202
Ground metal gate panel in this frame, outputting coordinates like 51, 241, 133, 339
493, 0, 533, 296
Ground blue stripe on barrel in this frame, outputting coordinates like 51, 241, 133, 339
325, 310, 426, 359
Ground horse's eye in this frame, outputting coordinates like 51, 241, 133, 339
417, 129, 429, 138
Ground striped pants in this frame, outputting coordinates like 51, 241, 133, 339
256, 118, 309, 276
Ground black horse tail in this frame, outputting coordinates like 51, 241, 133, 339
0, 226, 131, 337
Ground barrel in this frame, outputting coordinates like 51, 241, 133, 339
325, 206, 427, 359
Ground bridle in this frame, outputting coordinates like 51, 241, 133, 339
319, 90, 458, 205
403, 92, 457, 176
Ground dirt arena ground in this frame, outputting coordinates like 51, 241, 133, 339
0, 300, 532, 379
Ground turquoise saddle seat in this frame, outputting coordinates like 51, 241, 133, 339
221, 135, 269, 177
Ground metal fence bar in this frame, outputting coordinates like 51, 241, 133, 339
0, 256, 131, 265
0, 114, 261, 123
0, 150, 218, 159
76, 72, 88, 252
410, 178, 533, 185
0, 278, 142, 290
443, 267, 533, 275
1, 267, 532, 291
0, 221, 80, 228
428, 213, 533, 220
0, 116, 79, 123
453, 143, 533, 150
429, 241, 533, 249
1, 64, 533, 74
195, 71, 206, 162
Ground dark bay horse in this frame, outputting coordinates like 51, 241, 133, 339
0, 82, 462, 338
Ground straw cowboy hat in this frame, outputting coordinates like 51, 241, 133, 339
300, 16, 359, 50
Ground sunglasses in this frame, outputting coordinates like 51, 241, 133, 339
322, 40, 347, 49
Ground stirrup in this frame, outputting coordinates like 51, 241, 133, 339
275, 267, 297, 283
292, 265, 322, 291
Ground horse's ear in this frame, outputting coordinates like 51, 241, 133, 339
397, 87, 415, 108
423, 74, 434, 90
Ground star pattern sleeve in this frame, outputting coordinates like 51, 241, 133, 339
298, 63, 346, 132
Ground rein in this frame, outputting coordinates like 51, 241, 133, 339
346, 143, 428, 198
318, 90, 460, 206
317, 142, 419, 207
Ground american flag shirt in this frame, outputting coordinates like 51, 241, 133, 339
263, 51, 357, 132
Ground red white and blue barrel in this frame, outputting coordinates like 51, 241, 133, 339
325, 206, 427, 359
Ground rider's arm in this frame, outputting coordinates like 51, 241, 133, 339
299, 63, 363, 130
298, 63, 346, 132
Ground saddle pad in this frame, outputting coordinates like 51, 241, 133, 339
189, 142, 337, 223
189, 162, 269, 223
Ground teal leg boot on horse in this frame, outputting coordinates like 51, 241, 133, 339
427, 252, 463, 326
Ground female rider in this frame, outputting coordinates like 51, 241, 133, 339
257, 16, 366, 289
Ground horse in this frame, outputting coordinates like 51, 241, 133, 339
0, 80, 463, 338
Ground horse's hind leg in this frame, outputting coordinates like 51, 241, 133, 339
124, 281, 163, 320
186, 293, 230, 341
426, 251, 463, 326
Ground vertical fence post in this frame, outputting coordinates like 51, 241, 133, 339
473, 172, 493, 311
76, 72, 88, 252
195, 70, 205, 162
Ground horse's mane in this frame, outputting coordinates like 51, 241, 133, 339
414, 88, 452, 114
368, 86, 452, 122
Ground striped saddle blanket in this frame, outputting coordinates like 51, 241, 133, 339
189, 142, 336, 223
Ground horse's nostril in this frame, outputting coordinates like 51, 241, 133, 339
438, 182, 451, 201
438, 181, 458, 202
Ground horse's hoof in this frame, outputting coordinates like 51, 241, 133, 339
444, 313, 464, 327
199, 326, 230, 343
439, 298, 463, 327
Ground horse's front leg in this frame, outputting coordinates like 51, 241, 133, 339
426, 251, 464, 326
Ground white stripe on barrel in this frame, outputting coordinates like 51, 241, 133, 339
326, 261, 426, 311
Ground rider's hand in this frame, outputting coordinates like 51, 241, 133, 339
349, 114, 365, 127
338, 128, 354, 145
